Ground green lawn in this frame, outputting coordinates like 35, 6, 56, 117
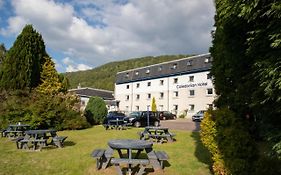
0, 126, 211, 175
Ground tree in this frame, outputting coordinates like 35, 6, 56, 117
36, 56, 63, 95
0, 24, 47, 90
151, 97, 157, 112
208, 0, 281, 173
84, 96, 107, 125
0, 43, 6, 64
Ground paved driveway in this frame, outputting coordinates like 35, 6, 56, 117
160, 118, 201, 131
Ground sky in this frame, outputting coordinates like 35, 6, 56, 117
0, 0, 215, 73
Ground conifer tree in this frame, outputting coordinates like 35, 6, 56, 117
37, 56, 63, 95
151, 97, 157, 112
0, 24, 47, 89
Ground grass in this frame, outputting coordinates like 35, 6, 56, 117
0, 126, 212, 175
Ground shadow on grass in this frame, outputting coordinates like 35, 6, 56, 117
191, 122, 213, 173
64, 141, 76, 147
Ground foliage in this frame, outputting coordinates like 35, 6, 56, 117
201, 109, 257, 175
0, 43, 6, 64
0, 24, 47, 90
36, 56, 63, 95
65, 54, 192, 91
151, 97, 157, 112
0, 90, 89, 130
84, 96, 108, 125
210, 0, 281, 168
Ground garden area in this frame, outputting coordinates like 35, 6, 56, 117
0, 126, 212, 175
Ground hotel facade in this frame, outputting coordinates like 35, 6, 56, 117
114, 53, 216, 118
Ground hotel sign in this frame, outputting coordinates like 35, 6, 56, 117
176, 82, 208, 89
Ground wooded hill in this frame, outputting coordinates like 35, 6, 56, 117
65, 54, 192, 91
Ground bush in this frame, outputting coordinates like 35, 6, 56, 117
84, 96, 107, 125
200, 108, 257, 175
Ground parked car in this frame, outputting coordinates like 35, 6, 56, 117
192, 110, 206, 122
158, 111, 177, 120
103, 111, 126, 124
124, 111, 160, 127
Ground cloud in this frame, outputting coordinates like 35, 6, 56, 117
63, 57, 91, 72
1, 0, 215, 72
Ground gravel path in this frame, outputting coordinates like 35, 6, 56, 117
159, 118, 201, 131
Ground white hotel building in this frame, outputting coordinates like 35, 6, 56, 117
114, 53, 216, 118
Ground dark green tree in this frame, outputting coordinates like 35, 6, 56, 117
209, 0, 281, 173
0, 43, 6, 64
0, 24, 47, 90
84, 96, 107, 125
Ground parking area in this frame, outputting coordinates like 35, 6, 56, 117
160, 118, 201, 131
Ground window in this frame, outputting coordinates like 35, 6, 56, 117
126, 85, 129, 89
125, 73, 129, 78
189, 76, 194, 82
158, 66, 162, 71
207, 73, 212, 79
160, 92, 164, 99
187, 60, 192, 66
135, 71, 139, 75
205, 57, 211, 63
136, 94, 140, 100
135, 106, 139, 111
136, 83, 140, 88
173, 78, 178, 84
146, 69, 150, 74
160, 80, 164, 85
147, 93, 151, 99
81, 100, 86, 106
207, 88, 213, 95
147, 82, 151, 86
174, 91, 179, 97
126, 95, 129, 100
189, 90, 195, 96
173, 105, 178, 110
189, 104, 195, 111
207, 104, 213, 109
171, 63, 177, 69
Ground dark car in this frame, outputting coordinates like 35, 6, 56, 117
192, 110, 206, 122
158, 111, 177, 120
124, 111, 160, 127
103, 111, 126, 124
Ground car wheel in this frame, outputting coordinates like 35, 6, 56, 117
154, 121, 159, 127
134, 121, 141, 128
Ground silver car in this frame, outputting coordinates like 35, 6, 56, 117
192, 110, 206, 122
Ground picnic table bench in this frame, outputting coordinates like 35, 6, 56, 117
15, 130, 67, 151
104, 119, 127, 130
2, 124, 30, 138
139, 127, 176, 143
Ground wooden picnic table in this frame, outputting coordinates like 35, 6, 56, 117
108, 139, 153, 175
104, 119, 127, 130
17, 129, 67, 151
3, 124, 30, 138
139, 126, 175, 143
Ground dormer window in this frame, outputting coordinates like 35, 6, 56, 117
146, 69, 150, 74
187, 60, 192, 66
171, 63, 177, 69
205, 57, 211, 63
135, 71, 139, 75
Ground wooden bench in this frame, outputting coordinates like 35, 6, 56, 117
147, 150, 169, 170
91, 148, 114, 169
52, 136, 67, 148
91, 149, 105, 169
110, 158, 149, 175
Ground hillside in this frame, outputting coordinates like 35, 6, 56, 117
65, 54, 192, 91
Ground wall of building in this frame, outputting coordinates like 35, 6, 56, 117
115, 70, 215, 118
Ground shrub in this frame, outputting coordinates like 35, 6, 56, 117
84, 96, 107, 125
200, 108, 257, 175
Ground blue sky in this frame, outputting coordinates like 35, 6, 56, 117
0, 0, 215, 72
